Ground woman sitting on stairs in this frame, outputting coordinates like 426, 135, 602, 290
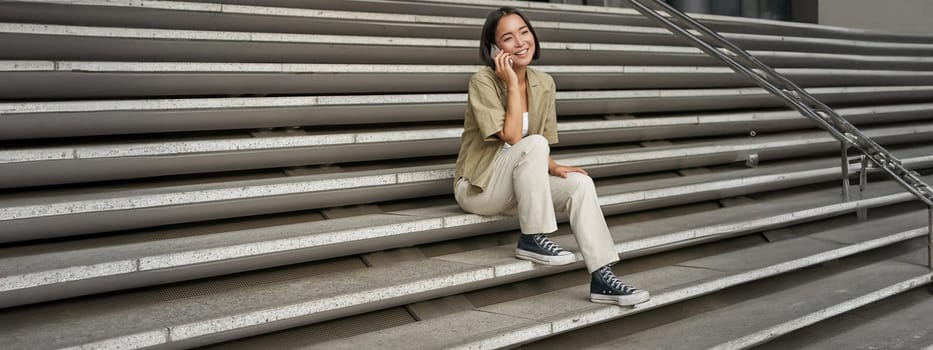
453, 6, 650, 307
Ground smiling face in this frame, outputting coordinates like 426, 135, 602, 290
494, 13, 536, 67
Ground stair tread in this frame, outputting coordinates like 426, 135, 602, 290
5, 0, 933, 56
0, 170, 921, 299
0, 258, 487, 350
0, 152, 869, 225
1, 198, 928, 350
585, 257, 931, 349
3, 22, 932, 70
7, 86, 927, 115
302, 212, 931, 349
346, 0, 933, 43
3, 85, 931, 141
756, 287, 933, 350
4, 116, 930, 165
5, 120, 932, 190
4, 61, 932, 99
3, 144, 933, 242
17, 61, 933, 74
408, 0, 933, 48
7, 0, 933, 44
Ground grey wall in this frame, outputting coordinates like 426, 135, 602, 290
819, 0, 933, 35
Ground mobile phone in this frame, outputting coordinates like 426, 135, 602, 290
489, 45, 513, 66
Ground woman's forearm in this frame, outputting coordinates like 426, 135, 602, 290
498, 82, 524, 144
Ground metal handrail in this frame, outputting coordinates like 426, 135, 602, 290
621, 0, 933, 270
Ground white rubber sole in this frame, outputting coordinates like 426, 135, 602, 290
590, 290, 651, 306
515, 248, 576, 266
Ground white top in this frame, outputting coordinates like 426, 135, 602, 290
501, 112, 530, 150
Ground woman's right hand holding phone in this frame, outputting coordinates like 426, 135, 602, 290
493, 47, 518, 87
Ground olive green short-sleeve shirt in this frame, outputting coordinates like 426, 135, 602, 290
454, 66, 559, 191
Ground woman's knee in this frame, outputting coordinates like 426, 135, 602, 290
457, 192, 504, 216
517, 134, 550, 154
566, 172, 596, 192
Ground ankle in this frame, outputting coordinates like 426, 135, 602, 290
593, 264, 614, 277
515, 233, 575, 265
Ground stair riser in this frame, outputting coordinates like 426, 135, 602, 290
5, 123, 932, 189
1, 2, 929, 57
4, 87, 931, 141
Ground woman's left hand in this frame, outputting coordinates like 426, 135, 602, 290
549, 165, 588, 178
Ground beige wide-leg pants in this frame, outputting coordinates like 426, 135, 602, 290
454, 135, 619, 273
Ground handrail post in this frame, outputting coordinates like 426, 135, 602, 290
857, 155, 869, 221
841, 142, 851, 202
928, 206, 933, 294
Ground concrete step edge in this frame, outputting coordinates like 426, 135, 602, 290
4, 86, 932, 141
3, 22, 933, 67
583, 260, 932, 349
712, 274, 931, 349
4, 61, 931, 80
4, 121, 933, 190
4, 114, 931, 165
298, 219, 931, 349
6, 86, 932, 115
406, 0, 933, 42
3, 198, 927, 350
4, 0, 932, 55
0, 178, 917, 305
3, 145, 933, 242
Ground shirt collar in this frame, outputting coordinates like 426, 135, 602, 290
526, 67, 540, 88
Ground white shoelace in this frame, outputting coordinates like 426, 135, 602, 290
533, 235, 565, 255
599, 267, 638, 295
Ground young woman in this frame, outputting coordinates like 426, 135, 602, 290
453, 7, 650, 306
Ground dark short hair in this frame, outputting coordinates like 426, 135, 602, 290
479, 7, 541, 69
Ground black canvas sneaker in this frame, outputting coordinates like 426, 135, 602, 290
515, 234, 576, 265
590, 266, 650, 306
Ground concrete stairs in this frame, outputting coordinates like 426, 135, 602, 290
753, 280, 933, 350
1, 0, 932, 349
303, 208, 932, 349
